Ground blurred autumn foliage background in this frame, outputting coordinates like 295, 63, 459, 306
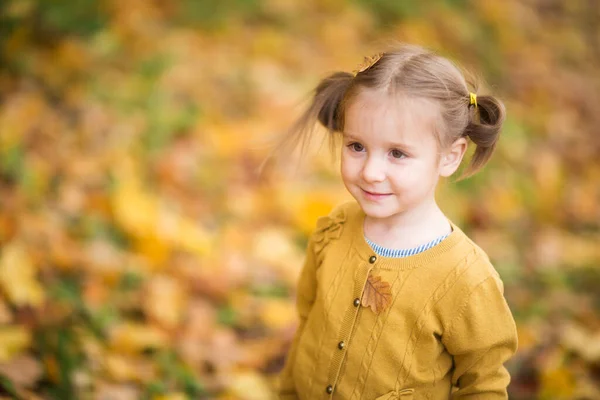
1, 0, 600, 399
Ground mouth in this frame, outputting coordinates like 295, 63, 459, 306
361, 188, 392, 199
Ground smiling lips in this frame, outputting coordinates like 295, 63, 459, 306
362, 188, 392, 200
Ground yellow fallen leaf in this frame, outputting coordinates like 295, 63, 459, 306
239, 338, 282, 370
540, 366, 576, 399
111, 157, 213, 265
134, 234, 171, 267
396, 19, 440, 48
109, 323, 169, 354
0, 326, 31, 361
275, 186, 351, 236
259, 299, 296, 331
104, 353, 157, 383
561, 322, 600, 362
482, 178, 523, 223
105, 353, 137, 382
44, 356, 59, 383
515, 322, 539, 354
0, 295, 11, 324
293, 193, 339, 235
84, 239, 124, 282
153, 394, 188, 400
0, 92, 46, 147
252, 228, 297, 269
228, 371, 274, 400
0, 242, 45, 307
143, 275, 186, 328
532, 149, 564, 221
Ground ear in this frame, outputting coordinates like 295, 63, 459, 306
439, 137, 468, 177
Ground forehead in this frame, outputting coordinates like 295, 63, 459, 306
343, 89, 440, 146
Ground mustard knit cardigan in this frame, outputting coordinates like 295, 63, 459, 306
278, 201, 518, 400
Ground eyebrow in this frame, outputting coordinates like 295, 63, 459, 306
342, 132, 416, 151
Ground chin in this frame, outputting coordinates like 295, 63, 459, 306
357, 200, 398, 219
365, 208, 398, 220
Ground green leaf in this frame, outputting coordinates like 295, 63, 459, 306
0, 373, 21, 400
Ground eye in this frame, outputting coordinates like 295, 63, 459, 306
348, 142, 364, 152
391, 149, 406, 159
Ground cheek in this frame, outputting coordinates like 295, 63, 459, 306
389, 163, 426, 187
340, 152, 357, 178
340, 160, 352, 183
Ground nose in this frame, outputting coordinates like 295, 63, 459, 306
361, 155, 386, 183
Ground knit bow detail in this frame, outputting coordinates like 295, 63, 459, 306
313, 208, 346, 254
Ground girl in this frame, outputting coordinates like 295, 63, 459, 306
272, 44, 518, 399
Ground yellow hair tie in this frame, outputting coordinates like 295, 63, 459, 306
469, 92, 478, 109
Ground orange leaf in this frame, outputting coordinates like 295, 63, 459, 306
361, 274, 392, 314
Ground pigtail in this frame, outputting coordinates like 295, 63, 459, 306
257, 72, 354, 177
460, 94, 506, 179
315, 72, 354, 131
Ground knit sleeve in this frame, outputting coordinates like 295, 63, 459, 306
277, 234, 319, 399
442, 274, 518, 399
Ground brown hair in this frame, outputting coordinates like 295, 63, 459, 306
260, 43, 505, 180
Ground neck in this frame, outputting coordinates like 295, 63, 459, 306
363, 198, 451, 249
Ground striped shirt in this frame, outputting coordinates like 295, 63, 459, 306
365, 232, 450, 258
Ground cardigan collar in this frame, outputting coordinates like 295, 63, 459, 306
344, 201, 467, 271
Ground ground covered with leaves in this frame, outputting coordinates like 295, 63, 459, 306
0, 0, 599, 399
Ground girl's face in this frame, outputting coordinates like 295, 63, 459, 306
340, 89, 450, 223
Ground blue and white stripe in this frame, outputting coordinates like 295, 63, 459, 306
365, 232, 450, 258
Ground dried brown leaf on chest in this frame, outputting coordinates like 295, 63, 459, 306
361, 273, 392, 314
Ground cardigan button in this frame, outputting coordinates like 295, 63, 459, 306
369, 255, 377, 264
353, 298, 360, 307
338, 341, 345, 350
326, 385, 333, 394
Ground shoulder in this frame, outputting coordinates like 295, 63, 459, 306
320, 200, 358, 221
311, 200, 358, 254
448, 224, 505, 294
438, 227, 513, 330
